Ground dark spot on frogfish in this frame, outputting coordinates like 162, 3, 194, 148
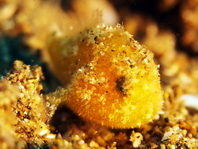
116, 76, 126, 93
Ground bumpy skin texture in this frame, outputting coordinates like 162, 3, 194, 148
48, 24, 163, 128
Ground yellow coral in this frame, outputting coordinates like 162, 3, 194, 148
0, 80, 19, 149
48, 24, 163, 128
3, 61, 55, 146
